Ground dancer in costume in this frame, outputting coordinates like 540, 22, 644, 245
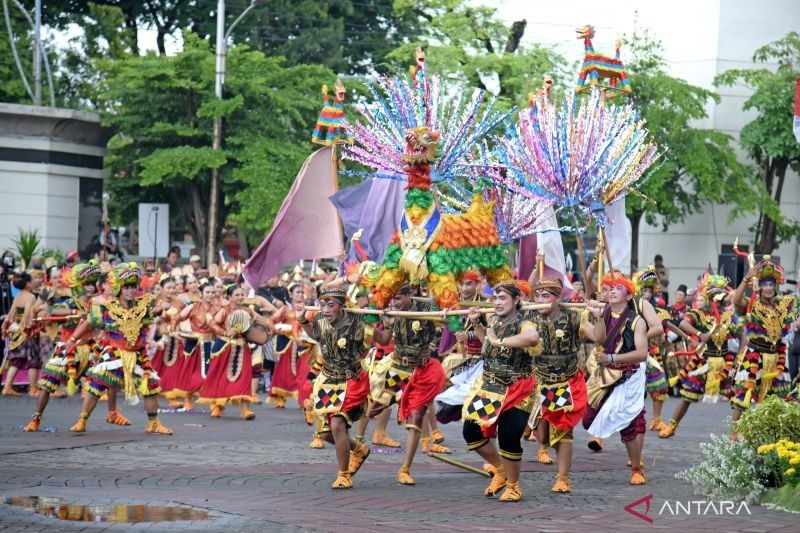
65, 263, 172, 434
168, 281, 218, 410
239, 280, 277, 405
660, 275, 739, 438
583, 272, 648, 485
23, 262, 131, 430
526, 277, 606, 493
730, 257, 797, 420
369, 285, 447, 485
149, 276, 180, 378
633, 266, 670, 434
301, 287, 372, 489
267, 282, 307, 408
461, 281, 539, 502
199, 284, 267, 420
436, 271, 487, 424
1, 271, 44, 395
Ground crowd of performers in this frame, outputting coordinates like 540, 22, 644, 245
2, 252, 800, 503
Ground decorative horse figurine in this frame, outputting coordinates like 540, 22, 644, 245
575, 24, 631, 99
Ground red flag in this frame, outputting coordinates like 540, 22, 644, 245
243, 147, 344, 287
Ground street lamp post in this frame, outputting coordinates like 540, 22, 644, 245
207, 0, 261, 267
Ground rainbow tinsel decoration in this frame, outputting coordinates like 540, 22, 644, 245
493, 88, 664, 229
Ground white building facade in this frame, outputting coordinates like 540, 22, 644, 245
0, 103, 108, 257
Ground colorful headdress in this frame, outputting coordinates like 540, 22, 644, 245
634, 265, 659, 291
533, 276, 563, 296
493, 280, 523, 298
319, 286, 347, 303
701, 273, 729, 298
602, 271, 635, 295
109, 262, 142, 295
755, 256, 784, 285
462, 270, 482, 283
517, 280, 532, 298
60, 260, 101, 296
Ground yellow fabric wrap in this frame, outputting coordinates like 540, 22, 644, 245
703, 356, 725, 400
369, 355, 412, 406
758, 351, 778, 401
462, 375, 507, 428
119, 350, 138, 402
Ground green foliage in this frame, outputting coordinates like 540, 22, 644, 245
761, 486, 800, 511
0, 5, 34, 103
386, 0, 568, 109
12, 228, 42, 269
715, 32, 800, 253
735, 396, 800, 450
41, 248, 66, 265
99, 33, 335, 249
621, 28, 749, 267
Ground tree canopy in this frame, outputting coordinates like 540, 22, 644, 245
715, 31, 800, 253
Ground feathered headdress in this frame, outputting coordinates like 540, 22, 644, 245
755, 255, 784, 285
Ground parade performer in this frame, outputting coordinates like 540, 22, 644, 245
1, 271, 44, 395
166, 281, 218, 410
301, 287, 372, 489
435, 271, 487, 424
730, 257, 797, 420
660, 274, 739, 438
22, 262, 131, 431
199, 285, 265, 420
369, 284, 447, 485
633, 266, 670, 433
268, 283, 308, 408
583, 272, 648, 485
65, 263, 172, 435
149, 277, 180, 379
461, 281, 539, 502
527, 277, 605, 493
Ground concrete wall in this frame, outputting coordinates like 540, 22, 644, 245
0, 103, 108, 257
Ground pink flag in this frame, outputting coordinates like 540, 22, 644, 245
517, 207, 573, 296
243, 147, 344, 287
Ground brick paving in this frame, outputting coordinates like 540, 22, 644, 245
0, 395, 797, 532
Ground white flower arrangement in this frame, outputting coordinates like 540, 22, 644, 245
676, 433, 766, 503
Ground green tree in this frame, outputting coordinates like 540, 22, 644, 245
715, 32, 800, 254
385, 0, 568, 109
99, 33, 334, 254
622, 29, 750, 269
0, 4, 34, 103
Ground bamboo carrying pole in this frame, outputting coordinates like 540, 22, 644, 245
427, 453, 491, 478
304, 302, 591, 320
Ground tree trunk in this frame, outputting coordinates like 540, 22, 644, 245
504, 20, 526, 54
187, 182, 206, 260
755, 157, 788, 254
630, 210, 643, 272
124, 17, 139, 55
156, 30, 167, 56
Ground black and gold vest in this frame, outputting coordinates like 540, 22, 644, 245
391, 301, 437, 365
482, 311, 534, 385
312, 313, 369, 377
526, 308, 582, 382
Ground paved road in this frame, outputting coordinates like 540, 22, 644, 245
0, 394, 797, 532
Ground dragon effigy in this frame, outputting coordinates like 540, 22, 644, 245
342, 49, 513, 327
